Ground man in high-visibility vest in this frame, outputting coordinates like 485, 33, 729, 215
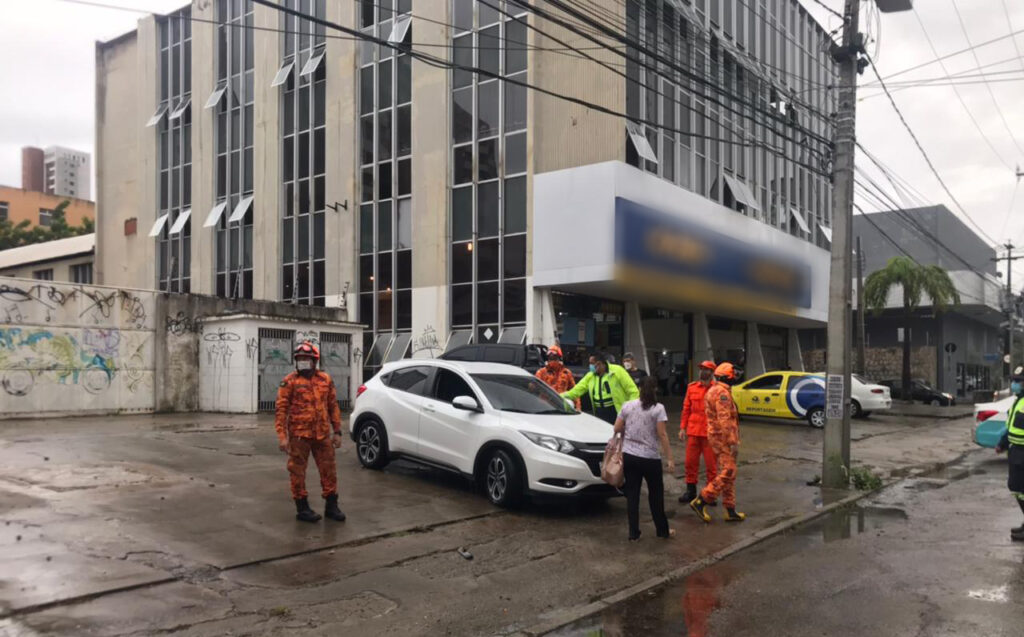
996, 369, 1024, 542
562, 352, 639, 424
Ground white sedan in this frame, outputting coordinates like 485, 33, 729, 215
349, 360, 617, 508
851, 374, 893, 418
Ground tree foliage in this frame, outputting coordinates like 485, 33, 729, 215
0, 200, 93, 251
863, 256, 960, 400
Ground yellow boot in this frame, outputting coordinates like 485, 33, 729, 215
690, 496, 712, 523
724, 507, 746, 522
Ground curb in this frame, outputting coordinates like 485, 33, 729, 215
519, 452, 973, 636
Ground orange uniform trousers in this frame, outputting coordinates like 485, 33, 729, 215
700, 439, 737, 508
684, 435, 718, 487
287, 436, 338, 499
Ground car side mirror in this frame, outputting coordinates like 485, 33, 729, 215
453, 395, 482, 412
564, 398, 577, 412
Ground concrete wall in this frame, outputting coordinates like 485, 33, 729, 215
1, 275, 361, 419
0, 277, 157, 418
802, 345, 938, 387
95, 30, 146, 289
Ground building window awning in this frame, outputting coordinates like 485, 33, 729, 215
389, 15, 412, 44
148, 213, 170, 237
722, 174, 761, 212
367, 333, 395, 367
299, 48, 326, 77
498, 326, 527, 344
271, 60, 294, 87
204, 82, 228, 109
384, 332, 413, 363
789, 207, 810, 234
227, 195, 254, 223
203, 201, 228, 228
818, 223, 832, 243
146, 103, 169, 127
169, 208, 192, 235
168, 97, 191, 121
445, 329, 474, 352
625, 121, 658, 164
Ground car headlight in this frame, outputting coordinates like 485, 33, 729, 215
521, 431, 575, 454
943, 393, 953, 400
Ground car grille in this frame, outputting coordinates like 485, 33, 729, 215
569, 442, 606, 477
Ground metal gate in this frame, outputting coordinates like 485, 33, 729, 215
257, 328, 296, 411
320, 331, 352, 409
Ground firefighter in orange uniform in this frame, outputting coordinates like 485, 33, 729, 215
275, 341, 346, 523
678, 360, 719, 504
536, 346, 578, 406
690, 362, 746, 523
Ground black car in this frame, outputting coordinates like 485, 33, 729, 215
440, 343, 589, 380
879, 378, 956, 406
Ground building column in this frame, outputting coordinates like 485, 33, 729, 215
625, 301, 649, 373
788, 328, 804, 371
191, 0, 216, 295
529, 284, 557, 347
252, 3, 281, 302
692, 312, 713, 376
746, 322, 766, 377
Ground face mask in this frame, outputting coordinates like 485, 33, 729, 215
296, 359, 314, 372
547, 360, 561, 370
699, 371, 712, 382
589, 364, 597, 374
1013, 382, 1023, 395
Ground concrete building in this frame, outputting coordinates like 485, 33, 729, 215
97, 0, 836, 381
0, 233, 94, 283
20, 145, 92, 200
802, 205, 1004, 397
21, 146, 44, 192
0, 185, 95, 230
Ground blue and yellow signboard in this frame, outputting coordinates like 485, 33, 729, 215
614, 197, 812, 314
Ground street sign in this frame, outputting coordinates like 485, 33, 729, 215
984, 353, 1000, 362
826, 374, 844, 420
944, 342, 957, 354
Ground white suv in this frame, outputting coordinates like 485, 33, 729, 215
349, 360, 617, 508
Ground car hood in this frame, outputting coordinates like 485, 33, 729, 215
500, 411, 614, 444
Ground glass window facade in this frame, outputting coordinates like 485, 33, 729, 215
359, 0, 414, 378
279, 0, 327, 306
214, 0, 254, 299
449, 0, 528, 347
157, 9, 192, 293
625, 0, 835, 244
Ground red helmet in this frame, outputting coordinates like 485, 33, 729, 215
699, 360, 717, 371
294, 341, 320, 360
547, 345, 563, 359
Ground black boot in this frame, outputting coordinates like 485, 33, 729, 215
679, 483, 697, 503
324, 493, 347, 522
294, 497, 322, 523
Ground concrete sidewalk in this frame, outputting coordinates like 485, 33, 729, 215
0, 411, 981, 636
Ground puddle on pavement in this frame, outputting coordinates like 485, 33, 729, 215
547, 504, 909, 636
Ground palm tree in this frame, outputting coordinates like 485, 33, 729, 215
863, 256, 960, 401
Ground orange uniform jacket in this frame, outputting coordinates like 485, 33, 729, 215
536, 364, 576, 394
275, 371, 342, 446
703, 382, 739, 448
680, 380, 713, 437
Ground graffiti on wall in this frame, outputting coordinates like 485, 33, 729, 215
412, 324, 442, 357
166, 312, 203, 336
1, 283, 150, 328
0, 327, 152, 398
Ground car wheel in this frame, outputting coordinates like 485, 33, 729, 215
483, 449, 524, 509
850, 400, 862, 419
807, 407, 826, 429
929, 398, 941, 407
356, 418, 390, 470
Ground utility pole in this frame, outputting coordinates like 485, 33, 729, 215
856, 236, 866, 376
822, 0, 861, 489
992, 242, 1024, 381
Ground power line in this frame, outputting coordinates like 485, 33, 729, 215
877, 24, 1024, 82
1001, 0, 1024, 76
905, 8, 1015, 171
864, 52, 998, 245
949, 0, 1024, 157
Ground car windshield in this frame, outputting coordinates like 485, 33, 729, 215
470, 374, 574, 415
852, 374, 870, 385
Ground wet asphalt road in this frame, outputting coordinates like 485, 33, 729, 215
552, 450, 1024, 637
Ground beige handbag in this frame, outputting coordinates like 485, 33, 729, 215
601, 434, 625, 488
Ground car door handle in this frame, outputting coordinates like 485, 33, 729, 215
771, 393, 780, 396
423, 405, 436, 413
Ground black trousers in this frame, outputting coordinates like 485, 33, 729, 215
623, 452, 669, 539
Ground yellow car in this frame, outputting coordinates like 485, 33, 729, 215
731, 371, 827, 428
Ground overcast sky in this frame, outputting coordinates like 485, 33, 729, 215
1, 0, 1022, 274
